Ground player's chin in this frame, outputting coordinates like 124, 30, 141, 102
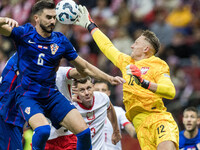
186, 126, 194, 131
49, 28, 55, 32
47, 26, 55, 32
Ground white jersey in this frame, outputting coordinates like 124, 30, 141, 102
73, 91, 110, 150
48, 67, 73, 140
104, 106, 131, 150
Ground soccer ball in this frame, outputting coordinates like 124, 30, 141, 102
56, 0, 79, 24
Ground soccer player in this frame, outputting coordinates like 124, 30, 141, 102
73, 77, 121, 149
0, 52, 25, 150
46, 65, 122, 149
46, 66, 122, 150
45, 66, 78, 150
0, 1, 124, 149
179, 106, 200, 150
75, 5, 179, 150
93, 80, 136, 150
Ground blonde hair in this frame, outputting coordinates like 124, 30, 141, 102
142, 30, 160, 54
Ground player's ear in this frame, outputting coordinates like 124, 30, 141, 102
34, 14, 39, 23
197, 117, 200, 125
107, 90, 111, 97
143, 46, 149, 53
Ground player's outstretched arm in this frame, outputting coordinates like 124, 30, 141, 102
74, 5, 122, 67
107, 102, 121, 145
0, 17, 18, 36
70, 56, 125, 85
126, 64, 176, 99
124, 123, 136, 138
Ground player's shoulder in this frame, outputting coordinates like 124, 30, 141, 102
12, 23, 34, 36
20, 23, 34, 33
94, 91, 108, 97
114, 106, 124, 112
94, 91, 109, 102
53, 31, 69, 42
57, 66, 72, 73
152, 56, 168, 66
56, 66, 72, 79
179, 130, 184, 135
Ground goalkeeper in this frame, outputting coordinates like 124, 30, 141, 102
75, 5, 179, 150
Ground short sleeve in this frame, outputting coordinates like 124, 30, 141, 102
154, 61, 171, 83
63, 38, 78, 61
117, 107, 130, 129
12, 53, 18, 72
10, 23, 33, 44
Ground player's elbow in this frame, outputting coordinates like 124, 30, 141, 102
166, 87, 176, 100
156, 84, 176, 100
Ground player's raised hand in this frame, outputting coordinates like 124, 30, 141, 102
72, 86, 82, 103
74, 5, 98, 33
126, 64, 143, 84
2, 17, 19, 28
111, 130, 121, 145
109, 76, 125, 85
126, 64, 151, 89
74, 5, 90, 28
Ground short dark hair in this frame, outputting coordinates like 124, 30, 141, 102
32, 0, 55, 15
74, 76, 92, 87
93, 80, 110, 90
142, 30, 160, 54
183, 106, 198, 115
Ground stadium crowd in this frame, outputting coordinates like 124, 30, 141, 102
0, 0, 200, 144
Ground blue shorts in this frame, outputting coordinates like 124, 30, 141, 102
16, 91, 76, 129
0, 116, 23, 150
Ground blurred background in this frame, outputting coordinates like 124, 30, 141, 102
1, 0, 200, 149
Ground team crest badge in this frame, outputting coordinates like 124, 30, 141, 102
86, 111, 95, 120
50, 43, 59, 55
25, 107, 31, 115
140, 67, 149, 75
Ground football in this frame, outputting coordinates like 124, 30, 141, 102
56, 0, 79, 24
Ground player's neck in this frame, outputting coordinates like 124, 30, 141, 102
36, 26, 51, 38
134, 55, 153, 62
184, 127, 198, 139
83, 99, 94, 109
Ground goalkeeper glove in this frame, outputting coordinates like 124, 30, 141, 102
74, 5, 98, 33
126, 64, 151, 89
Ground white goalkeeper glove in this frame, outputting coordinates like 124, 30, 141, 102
75, 5, 98, 33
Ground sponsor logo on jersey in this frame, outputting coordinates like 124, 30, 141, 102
50, 43, 59, 55
141, 67, 149, 75
28, 40, 36, 44
25, 107, 31, 115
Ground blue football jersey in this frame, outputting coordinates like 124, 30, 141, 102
0, 52, 18, 98
10, 23, 78, 98
179, 129, 200, 150
0, 52, 25, 128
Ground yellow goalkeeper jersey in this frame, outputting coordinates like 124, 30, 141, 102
92, 29, 176, 123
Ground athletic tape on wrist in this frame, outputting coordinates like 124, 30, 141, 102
87, 23, 98, 33
141, 79, 150, 89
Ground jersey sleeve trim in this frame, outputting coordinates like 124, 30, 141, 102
66, 68, 73, 79
122, 122, 131, 127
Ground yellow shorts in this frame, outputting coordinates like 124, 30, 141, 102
133, 112, 179, 150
